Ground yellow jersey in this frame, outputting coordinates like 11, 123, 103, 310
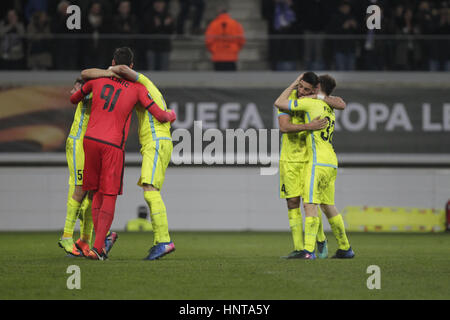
288, 97, 337, 167
68, 93, 92, 139
279, 90, 308, 162
135, 73, 172, 145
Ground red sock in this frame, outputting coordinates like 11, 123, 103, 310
91, 192, 103, 235
93, 194, 117, 252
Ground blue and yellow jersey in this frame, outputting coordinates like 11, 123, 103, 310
278, 90, 308, 162
288, 97, 337, 167
68, 93, 92, 139
135, 73, 171, 145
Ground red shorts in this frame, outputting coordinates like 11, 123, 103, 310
83, 137, 125, 195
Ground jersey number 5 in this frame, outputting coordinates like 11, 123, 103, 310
100, 84, 122, 112
77, 169, 83, 181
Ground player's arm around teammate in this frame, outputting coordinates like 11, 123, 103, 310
81, 65, 136, 83
276, 72, 332, 259
79, 63, 176, 260
285, 75, 354, 259
275, 76, 347, 112
81, 68, 120, 81
278, 113, 327, 133
309, 94, 346, 110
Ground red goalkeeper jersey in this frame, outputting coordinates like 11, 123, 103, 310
70, 77, 173, 149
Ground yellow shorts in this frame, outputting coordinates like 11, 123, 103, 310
138, 139, 173, 190
66, 137, 85, 186
279, 161, 306, 199
303, 163, 337, 205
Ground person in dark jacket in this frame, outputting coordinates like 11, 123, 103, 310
142, 0, 174, 70
81, 1, 112, 68
327, 0, 359, 70
112, 0, 139, 50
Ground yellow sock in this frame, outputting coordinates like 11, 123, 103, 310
144, 191, 170, 244
288, 208, 303, 251
79, 197, 93, 244
63, 196, 81, 239
316, 211, 326, 242
304, 216, 319, 253
329, 214, 350, 250
144, 191, 159, 245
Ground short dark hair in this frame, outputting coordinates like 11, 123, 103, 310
301, 71, 319, 87
74, 78, 84, 85
113, 47, 134, 66
319, 74, 337, 95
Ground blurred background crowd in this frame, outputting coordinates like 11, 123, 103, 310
263, 0, 450, 71
0, 0, 191, 70
0, 0, 449, 71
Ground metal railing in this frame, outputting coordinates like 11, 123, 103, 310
0, 33, 449, 71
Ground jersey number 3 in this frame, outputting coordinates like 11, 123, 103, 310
321, 116, 335, 142
100, 84, 122, 112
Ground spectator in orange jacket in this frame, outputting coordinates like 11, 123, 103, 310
205, 7, 245, 71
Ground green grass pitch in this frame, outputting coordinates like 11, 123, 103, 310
0, 231, 449, 300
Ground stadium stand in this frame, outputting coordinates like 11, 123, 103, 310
0, 0, 449, 71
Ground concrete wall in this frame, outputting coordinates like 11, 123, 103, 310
1, 166, 449, 231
